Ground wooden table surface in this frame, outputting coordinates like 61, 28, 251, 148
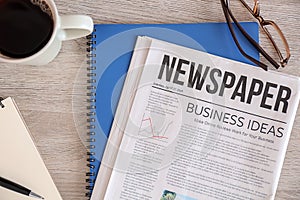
1, 0, 299, 199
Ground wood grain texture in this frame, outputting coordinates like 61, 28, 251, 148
0, 0, 299, 199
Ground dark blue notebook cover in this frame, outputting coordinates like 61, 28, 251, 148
86, 22, 259, 193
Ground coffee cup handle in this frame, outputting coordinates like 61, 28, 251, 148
59, 15, 94, 41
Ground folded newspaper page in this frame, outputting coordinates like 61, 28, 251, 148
92, 36, 300, 200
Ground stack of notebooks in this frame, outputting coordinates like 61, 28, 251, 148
85, 22, 300, 200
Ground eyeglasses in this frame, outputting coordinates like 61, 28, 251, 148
220, 0, 290, 70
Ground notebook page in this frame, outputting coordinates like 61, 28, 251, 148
0, 97, 62, 200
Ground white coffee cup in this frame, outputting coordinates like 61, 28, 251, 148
0, 0, 93, 65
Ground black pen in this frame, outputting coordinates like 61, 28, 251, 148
0, 176, 44, 199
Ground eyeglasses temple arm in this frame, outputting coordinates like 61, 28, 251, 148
221, 0, 280, 69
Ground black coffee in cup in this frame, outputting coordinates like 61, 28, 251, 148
0, 0, 54, 58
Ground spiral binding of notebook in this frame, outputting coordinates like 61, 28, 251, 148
86, 31, 97, 199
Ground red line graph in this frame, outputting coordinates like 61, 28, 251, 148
139, 113, 169, 139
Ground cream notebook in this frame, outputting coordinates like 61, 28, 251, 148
0, 97, 62, 200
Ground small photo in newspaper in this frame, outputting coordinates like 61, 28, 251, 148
160, 190, 197, 200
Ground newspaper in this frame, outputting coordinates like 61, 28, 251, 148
91, 36, 300, 200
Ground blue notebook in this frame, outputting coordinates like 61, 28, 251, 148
86, 22, 259, 196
